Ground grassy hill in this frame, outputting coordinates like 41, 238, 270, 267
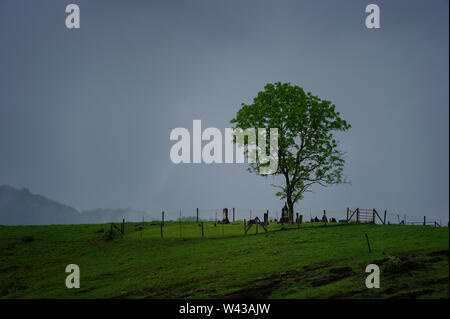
0, 221, 448, 298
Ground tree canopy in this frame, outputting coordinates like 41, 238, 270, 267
230, 82, 351, 223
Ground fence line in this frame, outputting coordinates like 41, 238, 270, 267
112, 207, 447, 228
112, 206, 448, 241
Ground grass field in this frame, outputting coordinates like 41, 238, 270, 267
0, 221, 448, 299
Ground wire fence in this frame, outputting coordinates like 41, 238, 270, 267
346, 208, 446, 226
91, 205, 449, 241
135, 208, 348, 224
116, 207, 447, 227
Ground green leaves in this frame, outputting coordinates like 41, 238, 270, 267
230, 82, 351, 221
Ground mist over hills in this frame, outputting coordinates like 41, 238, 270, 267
0, 185, 156, 225
80, 208, 152, 224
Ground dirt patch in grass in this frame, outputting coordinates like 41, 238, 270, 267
389, 289, 435, 299
426, 250, 448, 257
175, 287, 218, 298
302, 262, 333, 272
309, 267, 355, 287
219, 250, 448, 299
20, 235, 35, 243
89, 238, 106, 244
0, 279, 28, 297
372, 257, 389, 265
216, 281, 282, 299
270, 251, 280, 256
215, 263, 336, 299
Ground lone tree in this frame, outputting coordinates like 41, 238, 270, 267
231, 82, 351, 223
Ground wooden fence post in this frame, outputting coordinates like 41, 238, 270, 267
424, 216, 426, 226
122, 218, 125, 234
356, 208, 360, 223
365, 233, 371, 253
196, 208, 199, 224
233, 208, 235, 222
162, 211, 165, 225
256, 222, 258, 234
179, 209, 182, 238
244, 219, 247, 235
347, 208, 349, 222
372, 209, 376, 224
383, 210, 387, 224
201, 222, 204, 238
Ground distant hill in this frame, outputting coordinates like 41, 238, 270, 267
0, 185, 156, 225
0, 185, 81, 225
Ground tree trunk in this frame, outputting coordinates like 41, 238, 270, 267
287, 198, 294, 224
284, 172, 294, 224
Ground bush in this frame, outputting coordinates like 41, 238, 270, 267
384, 256, 407, 274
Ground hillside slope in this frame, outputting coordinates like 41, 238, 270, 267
0, 222, 448, 298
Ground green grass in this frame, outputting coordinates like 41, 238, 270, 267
0, 221, 448, 299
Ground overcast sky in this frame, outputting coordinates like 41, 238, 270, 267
0, 0, 448, 222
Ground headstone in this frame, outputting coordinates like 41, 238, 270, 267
322, 211, 328, 223
220, 208, 230, 224
279, 202, 290, 223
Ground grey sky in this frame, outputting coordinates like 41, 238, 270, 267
0, 0, 448, 222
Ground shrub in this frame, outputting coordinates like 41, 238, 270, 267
384, 256, 407, 274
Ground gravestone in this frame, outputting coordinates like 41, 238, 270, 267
220, 208, 230, 224
279, 202, 290, 224
322, 210, 328, 223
